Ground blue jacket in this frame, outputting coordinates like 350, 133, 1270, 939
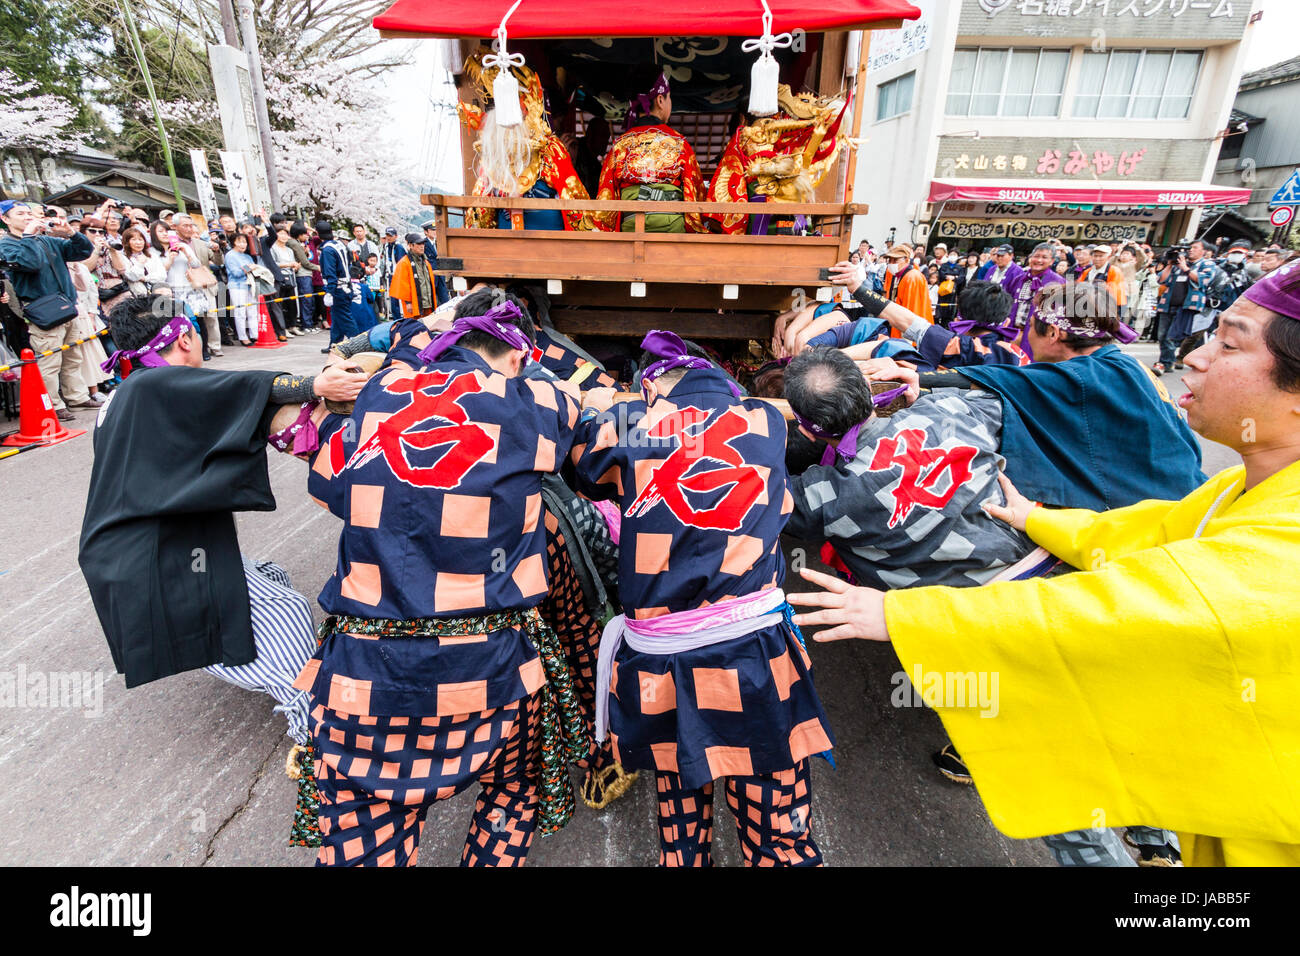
960, 345, 1205, 511
1158, 256, 1217, 315
320, 240, 352, 292
0, 230, 94, 304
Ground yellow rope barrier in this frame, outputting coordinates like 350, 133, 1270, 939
0, 290, 337, 373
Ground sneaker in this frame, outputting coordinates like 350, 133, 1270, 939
932, 743, 973, 785
320, 346, 332, 354
1151, 362, 1166, 375
55, 408, 77, 422
1173, 362, 1184, 370
210, 348, 224, 357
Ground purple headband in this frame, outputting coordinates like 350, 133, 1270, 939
101, 315, 192, 373
1244, 261, 1300, 322
417, 301, 532, 364
640, 329, 741, 398
794, 383, 907, 466
268, 400, 322, 457
949, 318, 1021, 343
627, 73, 670, 127
1037, 303, 1137, 345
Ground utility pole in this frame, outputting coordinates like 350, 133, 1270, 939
217, 0, 241, 48
235, 0, 281, 210
117, 0, 187, 213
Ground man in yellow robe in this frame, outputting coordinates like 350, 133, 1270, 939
789, 262, 1300, 866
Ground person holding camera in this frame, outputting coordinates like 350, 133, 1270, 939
0, 198, 112, 419
1152, 239, 1217, 375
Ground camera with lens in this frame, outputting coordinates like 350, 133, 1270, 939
1162, 244, 1190, 265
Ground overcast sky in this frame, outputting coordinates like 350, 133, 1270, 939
376, 0, 1300, 194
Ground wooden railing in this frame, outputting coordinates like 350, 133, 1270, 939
422, 194, 867, 234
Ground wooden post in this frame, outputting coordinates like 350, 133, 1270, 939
236, 0, 282, 209
216, 0, 241, 47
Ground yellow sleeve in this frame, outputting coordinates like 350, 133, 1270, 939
883, 526, 1300, 850
1025, 468, 1240, 569
1026, 499, 1177, 570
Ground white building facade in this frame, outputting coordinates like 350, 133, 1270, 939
851, 0, 1263, 253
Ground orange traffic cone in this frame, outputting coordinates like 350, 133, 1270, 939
250, 295, 285, 349
1, 349, 86, 448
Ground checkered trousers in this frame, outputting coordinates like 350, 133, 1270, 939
608, 617, 835, 791
312, 692, 542, 867
538, 509, 617, 772
656, 759, 821, 867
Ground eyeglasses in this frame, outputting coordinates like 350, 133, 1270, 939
86, 228, 104, 234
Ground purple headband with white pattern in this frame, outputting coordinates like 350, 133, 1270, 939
627, 73, 670, 127
1037, 301, 1137, 345
267, 400, 322, 457
640, 329, 741, 398
101, 315, 192, 373
417, 301, 532, 364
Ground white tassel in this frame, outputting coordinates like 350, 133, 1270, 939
483, 7, 526, 129
493, 68, 523, 128
749, 54, 780, 117
741, 6, 793, 118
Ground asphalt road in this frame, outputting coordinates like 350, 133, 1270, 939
0, 335, 1237, 866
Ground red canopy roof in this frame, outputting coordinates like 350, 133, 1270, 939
373, 0, 921, 39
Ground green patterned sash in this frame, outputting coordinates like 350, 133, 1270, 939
320, 607, 590, 836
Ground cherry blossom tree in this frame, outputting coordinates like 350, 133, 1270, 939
0, 69, 87, 154
263, 56, 417, 229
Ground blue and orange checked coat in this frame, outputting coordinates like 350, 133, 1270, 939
298, 344, 582, 720
570, 365, 835, 789
532, 327, 618, 391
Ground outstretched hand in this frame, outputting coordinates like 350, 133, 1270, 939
858, 356, 920, 405
829, 259, 865, 294
313, 364, 370, 403
787, 567, 890, 642
982, 470, 1035, 531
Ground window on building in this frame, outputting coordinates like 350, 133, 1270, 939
877, 72, 916, 122
1073, 49, 1202, 120
946, 48, 1070, 118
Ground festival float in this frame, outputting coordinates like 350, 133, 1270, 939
373, 0, 921, 347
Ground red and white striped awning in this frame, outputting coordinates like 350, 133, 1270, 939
928, 179, 1252, 207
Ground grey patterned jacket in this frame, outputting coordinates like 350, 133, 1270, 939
786, 389, 1034, 590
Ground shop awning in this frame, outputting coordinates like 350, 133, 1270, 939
928, 180, 1252, 207
374, 0, 921, 39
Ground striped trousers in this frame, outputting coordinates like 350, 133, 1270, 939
203, 558, 317, 744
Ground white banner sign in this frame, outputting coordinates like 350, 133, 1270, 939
208, 43, 272, 212
218, 150, 253, 222
868, 0, 935, 73
188, 150, 221, 228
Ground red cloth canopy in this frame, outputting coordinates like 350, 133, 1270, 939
928, 180, 1253, 207
374, 0, 921, 38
